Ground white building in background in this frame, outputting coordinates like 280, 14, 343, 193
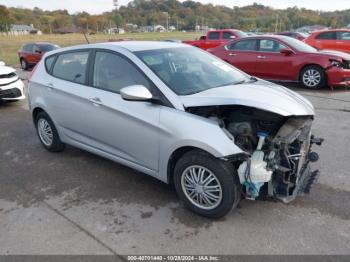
9, 24, 42, 35
154, 25, 166, 32
106, 27, 125, 34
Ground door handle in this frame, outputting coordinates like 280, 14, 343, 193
229, 53, 237, 56
257, 55, 266, 59
89, 97, 103, 105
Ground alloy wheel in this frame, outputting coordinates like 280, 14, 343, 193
302, 69, 321, 88
181, 165, 223, 210
37, 118, 53, 146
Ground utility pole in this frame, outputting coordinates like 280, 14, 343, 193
275, 14, 278, 33
163, 12, 169, 31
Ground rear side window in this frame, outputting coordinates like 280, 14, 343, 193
52, 52, 89, 84
208, 32, 220, 40
228, 39, 257, 51
316, 31, 337, 40
45, 56, 56, 72
93, 51, 151, 93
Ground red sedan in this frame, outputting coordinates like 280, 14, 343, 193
208, 35, 350, 89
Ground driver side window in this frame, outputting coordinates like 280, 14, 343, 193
93, 51, 151, 94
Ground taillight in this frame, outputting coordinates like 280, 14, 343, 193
28, 64, 38, 82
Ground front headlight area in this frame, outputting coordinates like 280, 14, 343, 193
329, 59, 349, 69
187, 105, 322, 203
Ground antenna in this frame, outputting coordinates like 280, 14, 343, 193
83, 32, 90, 44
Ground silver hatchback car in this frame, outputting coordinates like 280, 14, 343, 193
28, 41, 322, 218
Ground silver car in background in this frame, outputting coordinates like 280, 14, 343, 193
28, 41, 322, 218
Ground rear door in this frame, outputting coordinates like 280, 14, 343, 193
314, 31, 337, 50
223, 39, 259, 75
337, 31, 350, 53
44, 50, 95, 144
204, 31, 222, 49
254, 39, 295, 80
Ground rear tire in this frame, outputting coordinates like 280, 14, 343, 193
35, 111, 65, 152
20, 58, 28, 70
173, 150, 241, 218
300, 65, 326, 89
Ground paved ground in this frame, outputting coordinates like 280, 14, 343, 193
0, 70, 350, 255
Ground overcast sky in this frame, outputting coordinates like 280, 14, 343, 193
2, 0, 350, 14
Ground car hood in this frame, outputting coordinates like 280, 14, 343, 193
180, 80, 314, 117
316, 50, 350, 60
0, 65, 16, 75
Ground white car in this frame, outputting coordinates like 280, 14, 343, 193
0, 61, 25, 102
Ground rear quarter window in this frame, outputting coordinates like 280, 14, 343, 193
52, 52, 89, 84
45, 56, 56, 72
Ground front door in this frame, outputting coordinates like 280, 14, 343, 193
254, 39, 295, 80
85, 50, 162, 172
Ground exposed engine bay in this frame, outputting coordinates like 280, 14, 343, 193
187, 105, 323, 202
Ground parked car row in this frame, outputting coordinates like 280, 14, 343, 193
208, 35, 350, 89
183, 29, 350, 89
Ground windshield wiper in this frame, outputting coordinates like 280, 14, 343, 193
233, 76, 258, 85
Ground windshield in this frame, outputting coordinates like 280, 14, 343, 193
135, 47, 249, 95
39, 44, 60, 52
282, 37, 316, 52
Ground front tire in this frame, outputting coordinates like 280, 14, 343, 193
35, 111, 65, 152
174, 150, 241, 218
300, 65, 326, 89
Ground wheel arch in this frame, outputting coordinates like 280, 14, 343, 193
32, 107, 45, 122
167, 146, 216, 185
298, 63, 327, 81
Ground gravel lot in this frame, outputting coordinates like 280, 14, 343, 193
0, 70, 350, 255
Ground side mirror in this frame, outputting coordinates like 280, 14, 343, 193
230, 35, 237, 39
280, 48, 294, 56
120, 85, 153, 102
0, 61, 5, 66
199, 36, 207, 40
35, 49, 42, 54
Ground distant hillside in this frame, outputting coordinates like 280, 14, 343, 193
1, 0, 350, 33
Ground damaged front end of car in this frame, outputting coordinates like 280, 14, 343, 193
186, 104, 323, 203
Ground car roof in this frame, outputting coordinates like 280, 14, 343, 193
49, 41, 190, 53
24, 42, 56, 46
313, 29, 350, 34
236, 35, 291, 40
